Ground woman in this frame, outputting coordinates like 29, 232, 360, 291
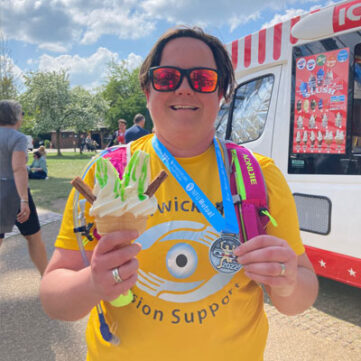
40, 27, 318, 360
38, 145, 47, 158
0, 100, 48, 275
28, 150, 48, 179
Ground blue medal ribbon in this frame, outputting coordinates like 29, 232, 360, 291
152, 136, 238, 235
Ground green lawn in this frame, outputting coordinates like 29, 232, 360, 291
28, 151, 97, 212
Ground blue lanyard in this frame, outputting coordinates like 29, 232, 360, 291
152, 136, 238, 234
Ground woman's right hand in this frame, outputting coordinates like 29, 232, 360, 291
89, 230, 141, 302
17, 201, 30, 223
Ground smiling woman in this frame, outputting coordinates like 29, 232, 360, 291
40, 26, 318, 361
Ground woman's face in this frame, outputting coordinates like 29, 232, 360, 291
145, 37, 222, 151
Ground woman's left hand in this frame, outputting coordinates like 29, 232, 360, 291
234, 235, 298, 297
17, 202, 30, 223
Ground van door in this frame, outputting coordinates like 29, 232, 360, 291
219, 66, 282, 157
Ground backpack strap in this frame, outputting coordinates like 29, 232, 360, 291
222, 140, 272, 242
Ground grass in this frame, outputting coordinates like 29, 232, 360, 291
28, 151, 97, 213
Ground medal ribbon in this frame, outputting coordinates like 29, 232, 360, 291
152, 136, 238, 234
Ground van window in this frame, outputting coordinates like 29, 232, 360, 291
289, 34, 361, 175
215, 102, 230, 139
227, 75, 274, 144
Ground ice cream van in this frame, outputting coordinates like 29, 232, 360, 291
216, 0, 361, 287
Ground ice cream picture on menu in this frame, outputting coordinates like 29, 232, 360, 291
293, 48, 349, 154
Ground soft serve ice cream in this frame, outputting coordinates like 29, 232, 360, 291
89, 150, 158, 235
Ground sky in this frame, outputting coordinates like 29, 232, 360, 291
0, 0, 343, 92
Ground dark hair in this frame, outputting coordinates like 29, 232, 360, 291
139, 26, 235, 102
0, 100, 23, 126
133, 113, 145, 124
33, 151, 41, 158
118, 118, 127, 125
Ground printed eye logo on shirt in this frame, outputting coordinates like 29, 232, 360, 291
135, 221, 233, 303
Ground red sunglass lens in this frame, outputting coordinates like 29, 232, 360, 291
190, 69, 218, 92
153, 68, 181, 91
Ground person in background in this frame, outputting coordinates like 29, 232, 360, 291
28, 150, 48, 179
40, 27, 318, 360
116, 118, 127, 144
107, 119, 127, 147
125, 113, 149, 143
85, 134, 93, 152
38, 145, 47, 158
0, 100, 47, 275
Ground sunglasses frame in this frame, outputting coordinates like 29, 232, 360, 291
149, 66, 219, 93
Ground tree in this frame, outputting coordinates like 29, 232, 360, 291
69, 87, 109, 153
102, 61, 148, 131
21, 70, 72, 155
0, 33, 18, 99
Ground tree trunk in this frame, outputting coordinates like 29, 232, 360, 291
56, 130, 62, 156
78, 131, 83, 154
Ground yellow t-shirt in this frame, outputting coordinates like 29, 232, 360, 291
55, 134, 304, 361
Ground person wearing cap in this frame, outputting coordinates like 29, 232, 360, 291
40, 26, 318, 361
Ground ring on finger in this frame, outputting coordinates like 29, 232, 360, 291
112, 267, 122, 284
279, 263, 286, 277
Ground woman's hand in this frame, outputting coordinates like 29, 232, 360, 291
89, 230, 141, 302
17, 201, 30, 223
234, 235, 298, 297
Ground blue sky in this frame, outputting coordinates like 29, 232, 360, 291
1, 0, 342, 91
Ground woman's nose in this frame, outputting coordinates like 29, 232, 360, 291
175, 75, 194, 95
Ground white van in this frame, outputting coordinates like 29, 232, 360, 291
216, 0, 361, 288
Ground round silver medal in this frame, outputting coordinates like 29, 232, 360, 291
209, 234, 242, 274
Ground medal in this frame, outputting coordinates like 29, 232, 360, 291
152, 136, 241, 274
209, 233, 242, 274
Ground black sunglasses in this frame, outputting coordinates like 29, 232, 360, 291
149, 66, 219, 93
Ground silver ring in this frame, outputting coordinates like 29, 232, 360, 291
279, 263, 286, 276
112, 267, 122, 284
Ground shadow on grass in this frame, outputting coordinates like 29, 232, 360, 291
47, 153, 97, 160
29, 177, 73, 211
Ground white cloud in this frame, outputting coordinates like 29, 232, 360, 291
0, 0, 327, 51
261, 1, 337, 29
36, 48, 143, 90
140, 0, 322, 30
1, 0, 155, 51
261, 8, 307, 28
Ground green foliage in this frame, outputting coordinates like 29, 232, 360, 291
102, 61, 148, 130
21, 70, 72, 134
21, 70, 74, 155
0, 34, 18, 99
69, 86, 109, 134
44, 139, 50, 148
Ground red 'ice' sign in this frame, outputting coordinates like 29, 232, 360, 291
333, 0, 361, 33
293, 48, 349, 154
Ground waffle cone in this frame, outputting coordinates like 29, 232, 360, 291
95, 212, 148, 236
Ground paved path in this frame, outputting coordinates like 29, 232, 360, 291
1, 211, 360, 361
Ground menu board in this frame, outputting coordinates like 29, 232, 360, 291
293, 48, 349, 154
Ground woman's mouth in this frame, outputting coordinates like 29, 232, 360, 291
171, 105, 198, 111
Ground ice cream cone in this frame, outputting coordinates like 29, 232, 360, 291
95, 212, 148, 236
